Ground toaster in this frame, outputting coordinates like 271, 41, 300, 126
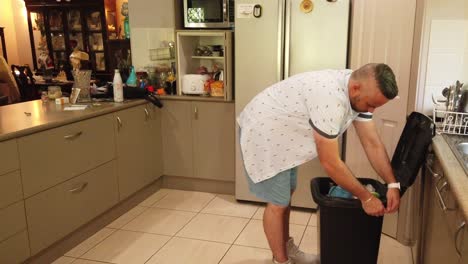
182, 74, 210, 95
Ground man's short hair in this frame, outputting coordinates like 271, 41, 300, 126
352, 63, 399, 99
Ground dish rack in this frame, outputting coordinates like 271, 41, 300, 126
433, 108, 468, 135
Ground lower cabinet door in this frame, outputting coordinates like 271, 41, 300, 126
25, 161, 118, 255
0, 230, 30, 264
115, 105, 150, 200
192, 102, 235, 181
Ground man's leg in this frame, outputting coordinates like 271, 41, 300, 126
264, 203, 289, 262
283, 190, 294, 243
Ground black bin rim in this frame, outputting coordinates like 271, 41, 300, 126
311, 177, 387, 209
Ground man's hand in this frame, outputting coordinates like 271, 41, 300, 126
361, 196, 385, 217
385, 188, 400, 213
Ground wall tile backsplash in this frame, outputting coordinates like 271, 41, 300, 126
130, 28, 175, 70
424, 19, 468, 113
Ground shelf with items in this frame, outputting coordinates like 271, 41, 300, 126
176, 30, 233, 101
192, 56, 224, 60
25, 1, 110, 80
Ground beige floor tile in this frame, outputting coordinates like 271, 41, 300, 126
299, 225, 319, 254
139, 188, 171, 207
219, 245, 272, 264
377, 234, 413, 264
253, 207, 312, 225
106, 206, 148, 229
146, 237, 230, 264
308, 212, 318, 226
65, 228, 115, 257
176, 213, 249, 243
234, 219, 306, 249
81, 230, 170, 264
51, 256, 75, 264
71, 259, 106, 264
201, 194, 259, 218
153, 190, 216, 212
122, 208, 196, 236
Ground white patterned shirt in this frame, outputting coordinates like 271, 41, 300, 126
237, 69, 372, 183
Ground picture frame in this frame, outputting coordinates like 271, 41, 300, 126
49, 10, 63, 31
95, 52, 106, 71
87, 11, 102, 31
68, 10, 82, 31
89, 33, 104, 51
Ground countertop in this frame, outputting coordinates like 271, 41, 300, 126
432, 135, 468, 221
0, 99, 148, 142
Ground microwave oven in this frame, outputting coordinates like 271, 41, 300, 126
183, 0, 234, 28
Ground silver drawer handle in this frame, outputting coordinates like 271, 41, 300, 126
435, 180, 456, 212
116, 116, 122, 131
144, 108, 149, 121
425, 161, 440, 179
435, 180, 449, 211
455, 221, 465, 256
194, 106, 198, 120
64, 131, 83, 140
69, 182, 88, 193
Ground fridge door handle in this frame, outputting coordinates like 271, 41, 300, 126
284, 0, 291, 78
277, 0, 286, 82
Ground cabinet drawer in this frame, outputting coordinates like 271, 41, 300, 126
26, 161, 118, 255
0, 201, 27, 243
19, 114, 116, 197
0, 139, 19, 176
0, 230, 30, 264
0, 170, 23, 209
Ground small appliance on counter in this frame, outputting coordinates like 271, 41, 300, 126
182, 74, 211, 95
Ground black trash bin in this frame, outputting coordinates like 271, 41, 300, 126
310, 112, 434, 264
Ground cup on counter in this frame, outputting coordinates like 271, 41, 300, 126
47, 86, 62, 100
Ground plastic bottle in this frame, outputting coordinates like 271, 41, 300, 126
126, 66, 137, 87
113, 69, 124, 102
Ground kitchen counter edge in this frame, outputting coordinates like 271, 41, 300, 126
0, 99, 148, 142
432, 135, 468, 221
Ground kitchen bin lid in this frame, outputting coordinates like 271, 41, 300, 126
390, 112, 434, 196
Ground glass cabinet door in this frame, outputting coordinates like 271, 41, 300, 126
48, 9, 66, 71
30, 11, 52, 70
86, 10, 106, 72
67, 9, 84, 52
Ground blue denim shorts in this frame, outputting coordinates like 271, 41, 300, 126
245, 167, 298, 206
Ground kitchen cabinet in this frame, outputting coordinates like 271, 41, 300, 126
422, 153, 465, 264
18, 114, 116, 198
176, 30, 233, 100
114, 104, 163, 200
25, 161, 118, 255
161, 100, 235, 181
0, 231, 30, 264
161, 100, 193, 177
24, 0, 109, 79
0, 139, 19, 176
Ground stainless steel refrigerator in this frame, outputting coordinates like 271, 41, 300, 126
235, 0, 350, 208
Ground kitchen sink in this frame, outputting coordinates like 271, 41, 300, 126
456, 142, 468, 155
443, 134, 468, 175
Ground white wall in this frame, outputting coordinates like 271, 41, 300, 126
128, 0, 175, 70
417, 0, 468, 114
0, 0, 33, 66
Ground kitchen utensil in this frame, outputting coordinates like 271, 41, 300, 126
457, 88, 468, 113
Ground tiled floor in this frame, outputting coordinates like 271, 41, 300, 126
52, 189, 413, 264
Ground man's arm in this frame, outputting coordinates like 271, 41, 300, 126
352, 120, 400, 213
352, 120, 397, 184
312, 130, 385, 216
